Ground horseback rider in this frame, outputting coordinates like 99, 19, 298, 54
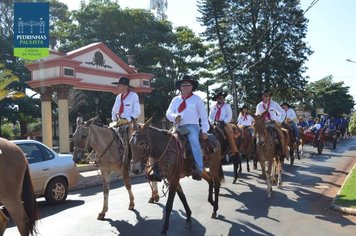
111, 76, 141, 128
297, 116, 308, 129
237, 104, 254, 135
166, 75, 209, 181
281, 102, 300, 143
308, 117, 322, 146
255, 89, 287, 156
208, 90, 239, 159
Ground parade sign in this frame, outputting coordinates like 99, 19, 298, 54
13, 2, 49, 60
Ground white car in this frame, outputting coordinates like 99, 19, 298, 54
11, 140, 78, 204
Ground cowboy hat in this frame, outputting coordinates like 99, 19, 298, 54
111, 77, 133, 87
239, 104, 249, 111
280, 102, 290, 107
259, 89, 273, 97
212, 91, 228, 101
175, 75, 199, 91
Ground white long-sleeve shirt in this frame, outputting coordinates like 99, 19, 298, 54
237, 114, 254, 126
111, 91, 141, 121
166, 93, 209, 133
255, 99, 286, 123
285, 108, 297, 122
209, 102, 232, 123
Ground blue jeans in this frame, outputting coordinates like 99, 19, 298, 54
183, 124, 204, 172
289, 121, 300, 140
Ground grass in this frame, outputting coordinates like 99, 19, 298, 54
334, 167, 356, 208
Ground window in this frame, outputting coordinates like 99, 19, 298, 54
142, 80, 150, 87
64, 68, 74, 76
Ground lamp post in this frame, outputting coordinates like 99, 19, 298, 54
346, 58, 356, 64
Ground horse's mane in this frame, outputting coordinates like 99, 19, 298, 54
148, 125, 172, 137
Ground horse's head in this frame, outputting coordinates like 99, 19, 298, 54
252, 114, 267, 145
72, 116, 98, 163
129, 118, 152, 175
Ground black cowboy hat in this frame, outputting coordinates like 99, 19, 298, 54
280, 102, 290, 107
212, 91, 228, 101
111, 77, 133, 87
239, 104, 249, 111
175, 75, 199, 91
259, 89, 273, 97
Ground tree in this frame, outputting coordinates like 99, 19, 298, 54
305, 76, 355, 116
197, 0, 312, 106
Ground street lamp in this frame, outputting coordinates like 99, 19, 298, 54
346, 58, 356, 64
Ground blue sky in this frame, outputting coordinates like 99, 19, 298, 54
61, 0, 356, 104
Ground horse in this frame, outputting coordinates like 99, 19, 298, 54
251, 115, 285, 198
209, 122, 241, 183
233, 125, 257, 183
281, 122, 300, 165
73, 117, 135, 220
0, 137, 40, 236
129, 118, 224, 236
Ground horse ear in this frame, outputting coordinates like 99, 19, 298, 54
142, 117, 153, 131
249, 112, 256, 119
132, 118, 139, 131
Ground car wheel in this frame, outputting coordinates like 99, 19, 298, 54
45, 178, 68, 204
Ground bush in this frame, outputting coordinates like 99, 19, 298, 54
1, 123, 16, 139
349, 112, 356, 135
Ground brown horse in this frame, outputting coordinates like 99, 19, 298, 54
0, 137, 40, 236
209, 122, 241, 183
281, 122, 300, 165
234, 125, 256, 174
129, 118, 224, 236
252, 115, 284, 198
73, 117, 135, 220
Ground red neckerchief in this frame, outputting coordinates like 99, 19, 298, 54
177, 93, 193, 112
214, 102, 224, 121
243, 114, 248, 121
118, 91, 130, 116
262, 100, 271, 120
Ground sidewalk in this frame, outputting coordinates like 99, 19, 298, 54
71, 164, 145, 191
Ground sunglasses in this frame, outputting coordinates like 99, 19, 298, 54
218, 97, 225, 100
181, 84, 192, 87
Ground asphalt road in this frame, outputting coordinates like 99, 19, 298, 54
4, 138, 356, 236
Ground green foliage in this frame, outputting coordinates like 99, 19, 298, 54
334, 167, 356, 208
349, 112, 356, 135
1, 122, 20, 139
305, 76, 355, 116
197, 0, 312, 104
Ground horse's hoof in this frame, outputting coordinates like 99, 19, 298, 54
232, 179, 237, 184
148, 197, 154, 204
97, 213, 105, 220
211, 212, 217, 218
154, 196, 160, 203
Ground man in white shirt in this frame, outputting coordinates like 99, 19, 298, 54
166, 75, 209, 180
255, 90, 286, 156
281, 102, 300, 141
209, 91, 238, 157
111, 77, 141, 126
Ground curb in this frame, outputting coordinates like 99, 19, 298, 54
330, 163, 356, 216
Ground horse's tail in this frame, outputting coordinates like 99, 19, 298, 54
22, 165, 40, 235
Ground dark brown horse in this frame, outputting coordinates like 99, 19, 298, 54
234, 125, 256, 174
281, 122, 300, 165
129, 118, 224, 236
252, 115, 284, 198
0, 137, 40, 236
209, 122, 241, 183
73, 117, 135, 219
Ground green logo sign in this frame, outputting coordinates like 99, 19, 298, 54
14, 2, 49, 60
